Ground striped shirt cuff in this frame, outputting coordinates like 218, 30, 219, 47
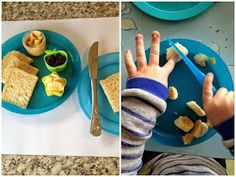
214, 116, 234, 140
126, 77, 169, 100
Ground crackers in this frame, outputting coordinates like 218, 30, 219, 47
2, 51, 38, 109
2, 67, 38, 109
2, 51, 38, 83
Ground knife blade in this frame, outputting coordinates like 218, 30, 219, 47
166, 37, 216, 93
88, 41, 102, 136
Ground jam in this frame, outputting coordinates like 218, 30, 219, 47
45, 53, 66, 67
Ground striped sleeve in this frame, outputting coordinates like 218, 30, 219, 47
214, 116, 234, 155
121, 77, 169, 175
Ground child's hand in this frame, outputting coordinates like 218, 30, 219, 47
203, 73, 234, 126
124, 31, 178, 87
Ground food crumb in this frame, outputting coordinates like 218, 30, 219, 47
216, 29, 220, 33
209, 57, 216, 65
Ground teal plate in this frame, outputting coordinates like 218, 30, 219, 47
133, 2, 213, 21
78, 52, 119, 136
2, 30, 81, 114
145, 39, 233, 147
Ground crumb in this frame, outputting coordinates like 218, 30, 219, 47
225, 38, 228, 41
209, 57, 216, 65
216, 29, 220, 33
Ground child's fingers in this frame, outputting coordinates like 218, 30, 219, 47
125, 50, 137, 77
135, 34, 147, 69
162, 58, 176, 75
202, 73, 214, 104
214, 88, 228, 99
149, 31, 160, 66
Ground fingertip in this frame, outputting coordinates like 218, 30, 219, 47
135, 34, 143, 41
206, 72, 214, 79
152, 31, 160, 38
125, 49, 131, 54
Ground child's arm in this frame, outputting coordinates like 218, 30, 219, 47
203, 73, 234, 154
121, 31, 177, 175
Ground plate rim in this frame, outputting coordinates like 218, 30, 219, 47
133, 2, 213, 21
2, 29, 81, 115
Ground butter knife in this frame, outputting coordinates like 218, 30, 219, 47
88, 41, 102, 136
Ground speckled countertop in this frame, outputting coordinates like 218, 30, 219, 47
2, 2, 119, 21
2, 2, 119, 175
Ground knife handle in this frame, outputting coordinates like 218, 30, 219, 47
90, 79, 102, 136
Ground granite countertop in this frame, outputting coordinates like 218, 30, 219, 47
2, 2, 119, 175
2, 2, 119, 21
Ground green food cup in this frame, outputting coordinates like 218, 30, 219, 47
43, 49, 68, 72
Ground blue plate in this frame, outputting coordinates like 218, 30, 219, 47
78, 52, 119, 136
2, 30, 81, 114
133, 2, 213, 21
145, 39, 233, 147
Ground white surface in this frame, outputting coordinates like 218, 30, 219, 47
2, 17, 119, 157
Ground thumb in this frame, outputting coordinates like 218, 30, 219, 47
202, 73, 214, 105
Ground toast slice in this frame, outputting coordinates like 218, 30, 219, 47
2, 67, 38, 109
2, 54, 38, 83
100, 72, 119, 112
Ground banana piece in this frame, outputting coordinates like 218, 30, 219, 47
174, 116, 194, 133
191, 120, 208, 138
206, 119, 213, 127
169, 86, 178, 100
182, 133, 193, 145
166, 42, 188, 62
42, 72, 66, 97
186, 101, 206, 116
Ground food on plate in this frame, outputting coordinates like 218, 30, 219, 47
174, 116, 194, 133
186, 101, 206, 117
168, 86, 178, 100
182, 133, 193, 145
42, 72, 67, 97
2, 52, 39, 83
100, 72, 119, 112
193, 53, 209, 67
43, 49, 68, 72
22, 30, 46, 56
2, 67, 38, 109
209, 57, 216, 65
166, 42, 188, 62
6, 50, 33, 64
194, 53, 216, 67
191, 119, 208, 138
